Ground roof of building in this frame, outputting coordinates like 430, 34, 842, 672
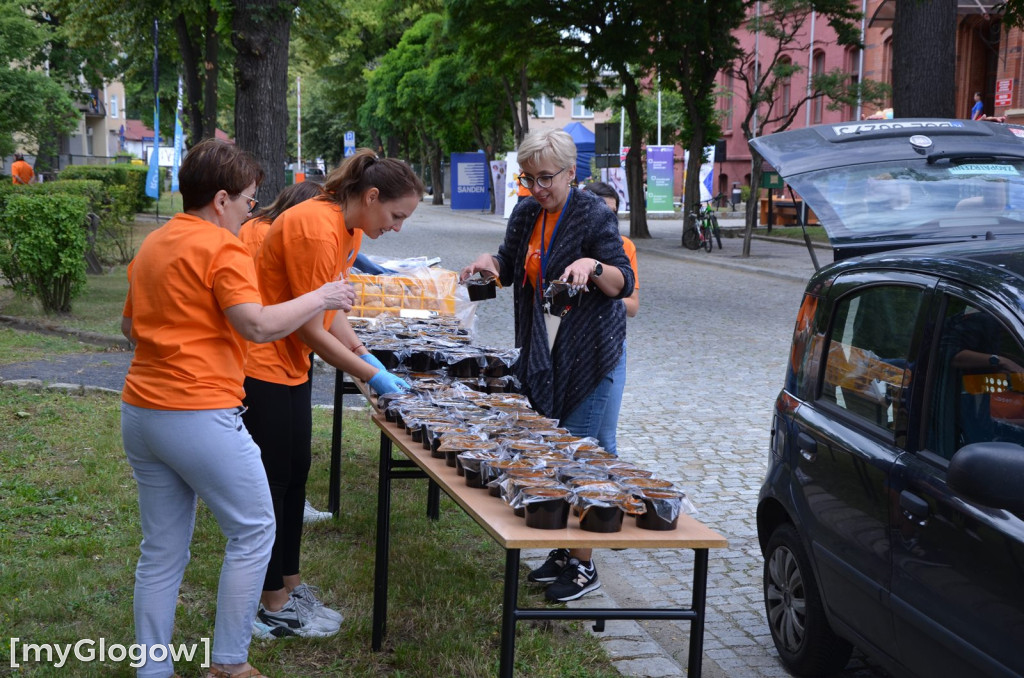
122, 119, 233, 144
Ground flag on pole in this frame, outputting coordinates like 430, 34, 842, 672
171, 75, 184, 192
145, 19, 160, 200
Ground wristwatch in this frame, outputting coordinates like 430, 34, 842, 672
591, 261, 603, 277
990, 354, 1001, 367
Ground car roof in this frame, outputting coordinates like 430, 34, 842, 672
750, 119, 1024, 260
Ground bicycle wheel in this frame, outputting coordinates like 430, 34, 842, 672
702, 223, 713, 252
711, 215, 723, 249
682, 226, 701, 250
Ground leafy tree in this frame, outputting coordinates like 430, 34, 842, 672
658, 0, 744, 242
446, 0, 580, 148
294, 0, 441, 159
0, 2, 91, 164
724, 0, 885, 254
57, 0, 234, 147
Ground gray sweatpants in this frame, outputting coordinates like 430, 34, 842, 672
121, 403, 275, 676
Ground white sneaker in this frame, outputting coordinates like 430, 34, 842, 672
303, 500, 332, 524
252, 597, 340, 639
291, 583, 344, 624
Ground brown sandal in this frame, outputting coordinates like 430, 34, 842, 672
205, 667, 268, 678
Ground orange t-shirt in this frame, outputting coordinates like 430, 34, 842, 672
621, 236, 639, 288
122, 213, 264, 410
244, 198, 362, 385
237, 217, 271, 258
11, 160, 34, 185
523, 210, 561, 289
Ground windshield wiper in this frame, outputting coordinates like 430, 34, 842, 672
926, 150, 1024, 164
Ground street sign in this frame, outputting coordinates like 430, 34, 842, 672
995, 79, 1014, 108
344, 130, 356, 157
761, 170, 784, 190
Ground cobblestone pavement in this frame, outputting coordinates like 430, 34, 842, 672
358, 204, 888, 678
0, 202, 888, 677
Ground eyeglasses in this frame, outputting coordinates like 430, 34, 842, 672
239, 193, 259, 213
517, 167, 567, 190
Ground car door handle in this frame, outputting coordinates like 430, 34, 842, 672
796, 432, 817, 461
900, 490, 929, 526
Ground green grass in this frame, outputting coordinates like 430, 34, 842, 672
0, 268, 129, 338
0, 327, 109, 364
759, 225, 830, 243
0, 388, 618, 677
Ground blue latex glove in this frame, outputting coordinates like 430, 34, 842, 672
359, 352, 386, 372
368, 369, 410, 395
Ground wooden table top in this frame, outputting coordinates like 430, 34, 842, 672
372, 414, 728, 551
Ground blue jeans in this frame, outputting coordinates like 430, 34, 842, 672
560, 343, 627, 455
121, 403, 275, 676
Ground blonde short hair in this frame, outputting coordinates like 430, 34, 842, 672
517, 129, 577, 172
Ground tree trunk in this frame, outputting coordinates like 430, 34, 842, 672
682, 136, 705, 247
431, 141, 444, 206
173, 14, 204, 146
892, 0, 956, 118
232, 0, 295, 203
742, 151, 765, 257
201, 5, 220, 140
518, 65, 530, 145
622, 77, 650, 239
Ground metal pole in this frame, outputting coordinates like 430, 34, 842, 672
296, 76, 302, 178
856, 0, 867, 120
806, 11, 815, 127
657, 74, 662, 146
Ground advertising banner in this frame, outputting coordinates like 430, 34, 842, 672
646, 145, 675, 213
450, 153, 490, 210
600, 167, 630, 213
489, 160, 506, 217
682, 146, 716, 203
504, 152, 522, 219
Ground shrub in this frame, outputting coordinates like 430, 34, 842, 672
58, 165, 154, 213
0, 193, 88, 313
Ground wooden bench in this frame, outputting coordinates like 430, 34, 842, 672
759, 197, 819, 226
368, 412, 728, 677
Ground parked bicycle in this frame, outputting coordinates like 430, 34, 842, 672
682, 195, 724, 252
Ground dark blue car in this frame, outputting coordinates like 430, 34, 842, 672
752, 120, 1024, 677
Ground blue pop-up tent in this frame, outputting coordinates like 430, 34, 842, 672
563, 122, 594, 182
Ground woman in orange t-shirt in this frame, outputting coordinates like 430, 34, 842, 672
242, 149, 424, 638
120, 139, 355, 678
238, 181, 325, 258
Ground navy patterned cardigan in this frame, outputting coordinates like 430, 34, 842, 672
493, 187, 635, 420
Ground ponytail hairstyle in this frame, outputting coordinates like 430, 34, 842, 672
322, 148, 425, 206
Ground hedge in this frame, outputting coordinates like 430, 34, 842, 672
0, 193, 88, 313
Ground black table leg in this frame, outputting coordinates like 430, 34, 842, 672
499, 549, 520, 678
687, 549, 709, 678
328, 369, 345, 516
426, 479, 440, 520
371, 430, 393, 651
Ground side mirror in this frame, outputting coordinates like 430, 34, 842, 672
948, 442, 1024, 513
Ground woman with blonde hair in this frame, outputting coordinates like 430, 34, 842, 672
461, 129, 634, 603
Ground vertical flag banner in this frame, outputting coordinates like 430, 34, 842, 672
503, 152, 521, 219
699, 145, 716, 202
646, 145, 675, 212
145, 19, 160, 200
171, 75, 184, 192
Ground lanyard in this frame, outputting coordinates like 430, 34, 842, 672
535, 189, 573, 295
